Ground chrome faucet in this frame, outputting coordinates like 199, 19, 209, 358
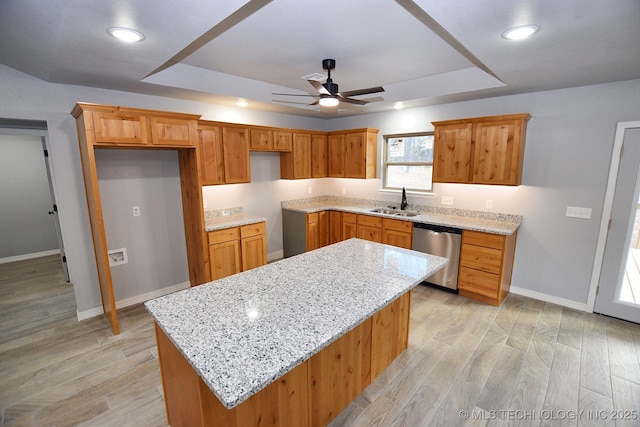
400, 187, 408, 210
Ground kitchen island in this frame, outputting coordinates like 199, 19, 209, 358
145, 238, 447, 426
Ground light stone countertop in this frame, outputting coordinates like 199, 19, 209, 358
282, 196, 521, 235
145, 238, 447, 409
204, 207, 266, 232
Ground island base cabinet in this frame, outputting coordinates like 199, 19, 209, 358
154, 291, 412, 427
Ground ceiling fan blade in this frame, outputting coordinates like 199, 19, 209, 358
338, 86, 385, 98
272, 93, 317, 97
308, 100, 320, 106
338, 97, 368, 106
309, 80, 330, 95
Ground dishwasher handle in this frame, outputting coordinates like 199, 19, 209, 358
413, 222, 462, 235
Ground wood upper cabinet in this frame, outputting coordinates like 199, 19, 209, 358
311, 133, 328, 178
249, 128, 293, 152
458, 229, 517, 306
273, 131, 292, 151
433, 122, 474, 183
198, 124, 225, 185
222, 126, 251, 184
327, 134, 345, 177
280, 132, 311, 179
328, 129, 378, 179
77, 104, 199, 148
472, 116, 529, 185
432, 113, 530, 186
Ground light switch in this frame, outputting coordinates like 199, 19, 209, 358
566, 206, 592, 219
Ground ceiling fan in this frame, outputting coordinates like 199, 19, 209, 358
273, 59, 385, 107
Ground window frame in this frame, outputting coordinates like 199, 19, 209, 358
382, 131, 435, 193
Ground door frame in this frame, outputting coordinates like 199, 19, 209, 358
587, 120, 640, 312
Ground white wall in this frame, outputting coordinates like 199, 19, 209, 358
96, 149, 189, 301
1, 61, 638, 313
0, 134, 58, 258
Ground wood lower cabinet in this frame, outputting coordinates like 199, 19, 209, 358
342, 212, 357, 240
381, 218, 413, 249
357, 214, 383, 243
155, 291, 410, 427
207, 222, 266, 281
208, 228, 241, 280
306, 211, 330, 252
329, 211, 342, 244
432, 113, 531, 186
458, 229, 517, 306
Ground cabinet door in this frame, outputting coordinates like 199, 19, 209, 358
433, 122, 473, 183
357, 225, 382, 243
472, 119, 525, 185
345, 132, 366, 178
328, 134, 345, 177
311, 134, 328, 177
342, 216, 357, 240
329, 211, 342, 244
273, 131, 292, 151
382, 229, 412, 249
198, 125, 225, 185
92, 111, 148, 145
222, 127, 251, 184
292, 133, 311, 179
250, 129, 273, 151
306, 212, 320, 251
318, 210, 329, 247
150, 117, 195, 146
209, 240, 241, 280
241, 234, 267, 271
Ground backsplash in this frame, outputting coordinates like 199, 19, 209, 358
282, 195, 522, 224
204, 206, 244, 220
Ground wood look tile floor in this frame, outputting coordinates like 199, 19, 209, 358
2, 255, 640, 426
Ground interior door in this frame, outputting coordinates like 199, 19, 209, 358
593, 123, 640, 323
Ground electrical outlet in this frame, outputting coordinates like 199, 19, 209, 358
566, 206, 592, 219
132, 206, 140, 217
308, 186, 312, 194
486, 200, 493, 209
342, 188, 346, 195
441, 196, 454, 205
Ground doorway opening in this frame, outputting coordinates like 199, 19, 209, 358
621, 193, 640, 305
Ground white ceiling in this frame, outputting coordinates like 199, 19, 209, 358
1, 0, 639, 118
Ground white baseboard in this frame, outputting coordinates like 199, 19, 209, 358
0, 249, 60, 264
76, 281, 191, 321
509, 285, 588, 312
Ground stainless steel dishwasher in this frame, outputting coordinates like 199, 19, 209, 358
411, 223, 462, 291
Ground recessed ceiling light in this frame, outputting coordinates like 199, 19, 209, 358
502, 25, 540, 41
107, 27, 145, 43
236, 99, 248, 107
393, 102, 405, 110
319, 96, 339, 107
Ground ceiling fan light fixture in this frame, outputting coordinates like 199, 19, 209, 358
502, 25, 540, 40
319, 96, 339, 107
107, 27, 145, 43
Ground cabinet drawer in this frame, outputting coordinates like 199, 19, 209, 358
342, 212, 357, 224
458, 267, 500, 299
462, 230, 505, 250
208, 227, 239, 245
240, 222, 266, 238
383, 218, 412, 233
460, 244, 502, 274
358, 214, 383, 228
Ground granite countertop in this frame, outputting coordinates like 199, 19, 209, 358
204, 207, 266, 232
145, 238, 447, 409
282, 196, 521, 235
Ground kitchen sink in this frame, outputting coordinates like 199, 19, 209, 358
369, 208, 419, 217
